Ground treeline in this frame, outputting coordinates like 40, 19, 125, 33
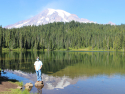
0, 21, 125, 51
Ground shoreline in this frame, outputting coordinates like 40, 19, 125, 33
0, 76, 22, 93
0, 70, 30, 94
1, 47, 123, 52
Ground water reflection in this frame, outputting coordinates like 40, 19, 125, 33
1, 51, 125, 93
1, 51, 125, 75
35, 84, 44, 94
4, 69, 125, 94
5, 69, 74, 90
35, 86, 43, 94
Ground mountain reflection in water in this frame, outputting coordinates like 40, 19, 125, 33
5, 69, 75, 90
1, 51, 125, 94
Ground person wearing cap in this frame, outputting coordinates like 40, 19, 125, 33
34, 57, 43, 83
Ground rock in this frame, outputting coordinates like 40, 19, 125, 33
17, 86, 22, 90
24, 83, 33, 91
25, 86, 32, 91
24, 83, 33, 87
35, 81, 44, 87
35, 85, 44, 89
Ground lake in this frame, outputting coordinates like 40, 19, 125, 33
1, 51, 125, 94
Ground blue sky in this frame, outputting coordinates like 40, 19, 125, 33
0, 0, 125, 27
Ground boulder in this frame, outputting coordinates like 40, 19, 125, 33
35, 85, 44, 89
25, 86, 32, 91
17, 86, 22, 90
24, 82, 33, 91
35, 81, 44, 87
24, 83, 33, 87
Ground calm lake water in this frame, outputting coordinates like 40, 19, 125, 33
1, 51, 125, 94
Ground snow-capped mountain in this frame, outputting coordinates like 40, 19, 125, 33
107, 21, 116, 25
5, 8, 95, 29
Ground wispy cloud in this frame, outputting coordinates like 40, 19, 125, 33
23, 0, 69, 19
26, 15, 34, 19
37, 0, 66, 13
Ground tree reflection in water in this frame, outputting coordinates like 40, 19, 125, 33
0, 51, 125, 77
1, 51, 125, 94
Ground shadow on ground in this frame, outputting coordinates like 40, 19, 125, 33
0, 71, 19, 84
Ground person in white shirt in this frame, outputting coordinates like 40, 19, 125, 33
34, 57, 43, 83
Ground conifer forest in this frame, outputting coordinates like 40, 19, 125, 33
0, 21, 125, 51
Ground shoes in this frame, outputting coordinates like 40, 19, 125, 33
36, 81, 43, 84
40, 81, 43, 84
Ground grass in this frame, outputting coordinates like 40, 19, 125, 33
1, 88, 38, 94
0, 89, 31, 94
8, 81, 23, 87
0, 80, 36, 94
2, 47, 125, 52
0, 80, 37, 94
54, 47, 115, 51
0, 75, 38, 94
2, 48, 48, 52
0, 76, 23, 87
0, 76, 29, 94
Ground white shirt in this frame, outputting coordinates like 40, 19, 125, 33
34, 60, 43, 71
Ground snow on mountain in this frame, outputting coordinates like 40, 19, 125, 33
4, 8, 95, 29
107, 21, 116, 25
47, 8, 71, 18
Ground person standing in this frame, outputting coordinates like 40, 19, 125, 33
34, 57, 43, 83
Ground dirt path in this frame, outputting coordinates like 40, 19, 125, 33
0, 81, 18, 92
0, 75, 19, 92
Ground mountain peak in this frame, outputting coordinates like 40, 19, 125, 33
47, 8, 71, 18
107, 21, 116, 25
5, 8, 95, 29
